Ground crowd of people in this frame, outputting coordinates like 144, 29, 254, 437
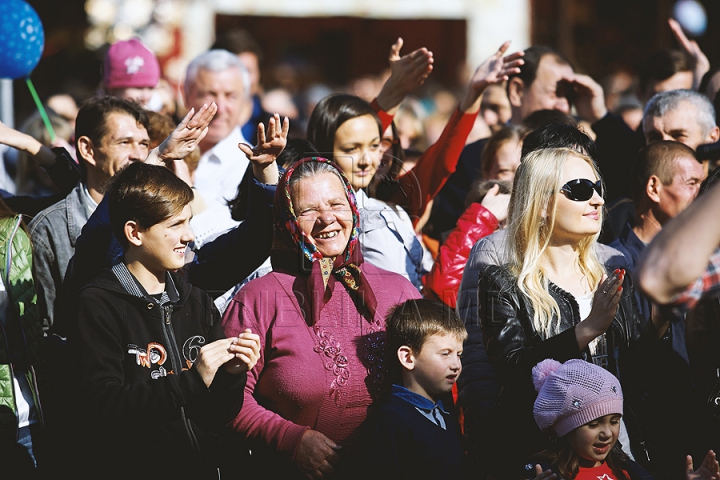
2, 15, 720, 480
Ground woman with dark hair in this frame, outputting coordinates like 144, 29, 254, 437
0, 197, 45, 477
222, 157, 420, 479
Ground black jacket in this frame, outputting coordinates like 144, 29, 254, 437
470, 264, 646, 479
70, 269, 246, 479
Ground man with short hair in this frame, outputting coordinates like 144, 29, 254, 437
183, 49, 252, 215
637, 49, 695, 106
643, 89, 720, 152
610, 140, 704, 321
29, 96, 149, 331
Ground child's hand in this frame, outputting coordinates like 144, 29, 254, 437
531, 464, 557, 480
224, 329, 261, 375
686, 450, 720, 480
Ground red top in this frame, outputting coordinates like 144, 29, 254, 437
370, 99, 477, 225
575, 462, 629, 480
423, 203, 498, 308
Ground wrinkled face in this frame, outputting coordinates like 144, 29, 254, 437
111, 87, 155, 109
185, 67, 246, 148
569, 414, 622, 468
93, 112, 150, 181
409, 333, 463, 403
551, 154, 604, 244
655, 155, 704, 223
518, 55, 574, 121
643, 102, 711, 150
291, 172, 354, 259
487, 139, 522, 181
332, 114, 382, 190
137, 204, 194, 275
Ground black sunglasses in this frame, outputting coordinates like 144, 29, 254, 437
560, 179, 603, 201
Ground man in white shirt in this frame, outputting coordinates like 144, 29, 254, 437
183, 49, 251, 226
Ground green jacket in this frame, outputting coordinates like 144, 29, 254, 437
0, 215, 43, 439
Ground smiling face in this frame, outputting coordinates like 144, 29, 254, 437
551, 154, 604, 244
184, 67, 246, 150
569, 414, 622, 467
406, 333, 463, 403
92, 112, 150, 182
332, 114, 382, 190
136, 204, 194, 277
290, 172, 354, 259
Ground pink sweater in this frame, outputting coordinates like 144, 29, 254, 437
222, 263, 420, 460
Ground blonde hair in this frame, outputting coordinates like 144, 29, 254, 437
506, 148, 605, 338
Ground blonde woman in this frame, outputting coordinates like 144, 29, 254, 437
474, 148, 650, 478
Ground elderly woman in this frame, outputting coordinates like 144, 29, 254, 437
222, 157, 420, 479
472, 148, 652, 478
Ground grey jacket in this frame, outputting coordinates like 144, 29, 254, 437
29, 182, 95, 331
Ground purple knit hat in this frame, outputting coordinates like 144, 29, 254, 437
104, 38, 160, 90
532, 359, 623, 437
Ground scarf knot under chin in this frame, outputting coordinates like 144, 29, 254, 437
271, 157, 378, 325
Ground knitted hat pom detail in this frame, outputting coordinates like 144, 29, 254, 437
532, 358, 562, 392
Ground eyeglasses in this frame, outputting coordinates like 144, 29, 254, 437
560, 179, 603, 201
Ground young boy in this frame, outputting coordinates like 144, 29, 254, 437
71, 162, 260, 479
363, 298, 467, 480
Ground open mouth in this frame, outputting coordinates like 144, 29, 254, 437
592, 443, 610, 455
316, 231, 339, 239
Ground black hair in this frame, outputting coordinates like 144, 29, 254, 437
521, 122, 597, 160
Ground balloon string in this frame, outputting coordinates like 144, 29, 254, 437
25, 77, 55, 143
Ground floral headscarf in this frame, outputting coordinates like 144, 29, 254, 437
271, 157, 377, 325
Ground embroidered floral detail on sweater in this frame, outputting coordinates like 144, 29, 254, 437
313, 326, 350, 405
361, 320, 386, 398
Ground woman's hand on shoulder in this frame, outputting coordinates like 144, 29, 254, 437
294, 429, 341, 479
686, 450, 720, 480
576, 270, 624, 349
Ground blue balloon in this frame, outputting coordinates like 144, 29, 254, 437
0, 0, 44, 79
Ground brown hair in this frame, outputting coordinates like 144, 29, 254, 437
385, 299, 467, 380
108, 162, 193, 249
630, 140, 697, 201
480, 125, 523, 180
530, 433, 630, 480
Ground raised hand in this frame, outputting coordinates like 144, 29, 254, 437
566, 73, 607, 124
532, 464, 558, 480
576, 269, 624, 349
480, 184, 511, 223
156, 102, 218, 163
238, 113, 288, 185
459, 41, 524, 112
375, 37, 434, 113
686, 450, 720, 480
669, 18, 710, 91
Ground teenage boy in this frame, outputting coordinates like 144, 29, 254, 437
71, 162, 260, 479
363, 298, 467, 480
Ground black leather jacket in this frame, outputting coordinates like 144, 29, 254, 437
470, 263, 646, 479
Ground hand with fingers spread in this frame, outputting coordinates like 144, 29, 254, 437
224, 328, 261, 375
532, 464, 558, 480
459, 41, 525, 112
576, 269, 625, 349
238, 113, 288, 185
156, 102, 218, 163
687, 450, 720, 480
294, 429, 342, 479
375, 37, 434, 114
669, 18, 710, 91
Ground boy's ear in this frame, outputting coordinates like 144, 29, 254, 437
124, 220, 143, 247
397, 345, 415, 371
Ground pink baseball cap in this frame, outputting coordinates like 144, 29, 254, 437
104, 38, 160, 90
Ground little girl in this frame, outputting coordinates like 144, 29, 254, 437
525, 359, 720, 480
